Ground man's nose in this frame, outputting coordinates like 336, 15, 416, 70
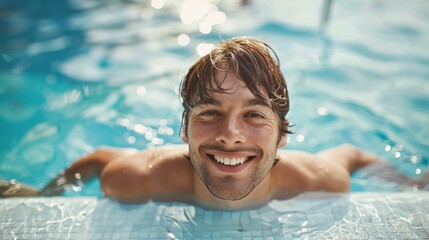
215, 114, 246, 145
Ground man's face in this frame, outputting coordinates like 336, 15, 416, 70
182, 71, 286, 201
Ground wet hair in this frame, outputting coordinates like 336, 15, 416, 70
180, 37, 292, 139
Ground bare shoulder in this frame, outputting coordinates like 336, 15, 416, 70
271, 149, 350, 192
100, 145, 193, 201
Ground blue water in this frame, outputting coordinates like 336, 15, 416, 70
0, 0, 428, 197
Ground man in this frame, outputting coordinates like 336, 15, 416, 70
2, 37, 381, 207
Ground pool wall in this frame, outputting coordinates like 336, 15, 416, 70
1, 192, 429, 239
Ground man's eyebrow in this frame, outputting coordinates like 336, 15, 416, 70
193, 98, 220, 107
192, 98, 271, 109
245, 98, 272, 108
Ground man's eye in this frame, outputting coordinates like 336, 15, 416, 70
247, 112, 265, 118
200, 111, 218, 116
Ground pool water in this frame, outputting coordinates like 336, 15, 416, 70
1, 0, 429, 239
1, 0, 428, 195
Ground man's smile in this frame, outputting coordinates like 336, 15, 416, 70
213, 155, 249, 165
202, 148, 259, 174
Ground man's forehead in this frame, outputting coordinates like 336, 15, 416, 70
192, 94, 272, 109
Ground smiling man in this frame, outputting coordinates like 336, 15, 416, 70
1, 37, 382, 207
179, 39, 294, 205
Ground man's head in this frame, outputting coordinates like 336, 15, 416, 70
179, 37, 291, 202
180, 37, 291, 137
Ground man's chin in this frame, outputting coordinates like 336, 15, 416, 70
209, 187, 252, 201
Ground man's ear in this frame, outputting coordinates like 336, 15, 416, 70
181, 112, 188, 143
181, 126, 188, 143
277, 133, 287, 148
277, 118, 289, 148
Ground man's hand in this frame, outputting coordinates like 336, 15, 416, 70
1, 179, 39, 197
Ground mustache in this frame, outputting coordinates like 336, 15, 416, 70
199, 144, 263, 156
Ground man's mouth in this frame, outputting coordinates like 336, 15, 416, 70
213, 155, 249, 165
206, 153, 255, 167
202, 146, 260, 172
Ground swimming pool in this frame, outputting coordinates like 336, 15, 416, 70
1, 0, 428, 238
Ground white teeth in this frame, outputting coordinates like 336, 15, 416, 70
214, 155, 248, 166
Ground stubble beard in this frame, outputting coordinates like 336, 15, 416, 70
189, 143, 278, 201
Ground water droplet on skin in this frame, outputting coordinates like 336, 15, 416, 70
57, 177, 66, 186
75, 173, 81, 180
72, 185, 82, 192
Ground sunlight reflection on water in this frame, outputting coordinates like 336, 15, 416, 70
0, 0, 428, 196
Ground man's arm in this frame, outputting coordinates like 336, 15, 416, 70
1, 179, 39, 197
274, 144, 378, 193
39, 147, 138, 196
316, 144, 379, 174
314, 144, 379, 192
99, 145, 193, 203
3, 145, 191, 199
0, 147, 136, 197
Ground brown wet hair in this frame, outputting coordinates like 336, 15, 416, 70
180, 37, 292, 140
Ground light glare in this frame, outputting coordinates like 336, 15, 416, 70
134, 124, 147, 134
199, 21, 212, 34
196, 43, 214, 56
410, 155, 419, 164
180, 0, 216, 24
317, 107, 328, 116
384, 145, 391, 152
151, 0, 165, 9
177, 34, 190, 46
128, 136, 136, 144
137, 86, 146, 96
205, 11, 227, 25
296, 134, 305, 142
